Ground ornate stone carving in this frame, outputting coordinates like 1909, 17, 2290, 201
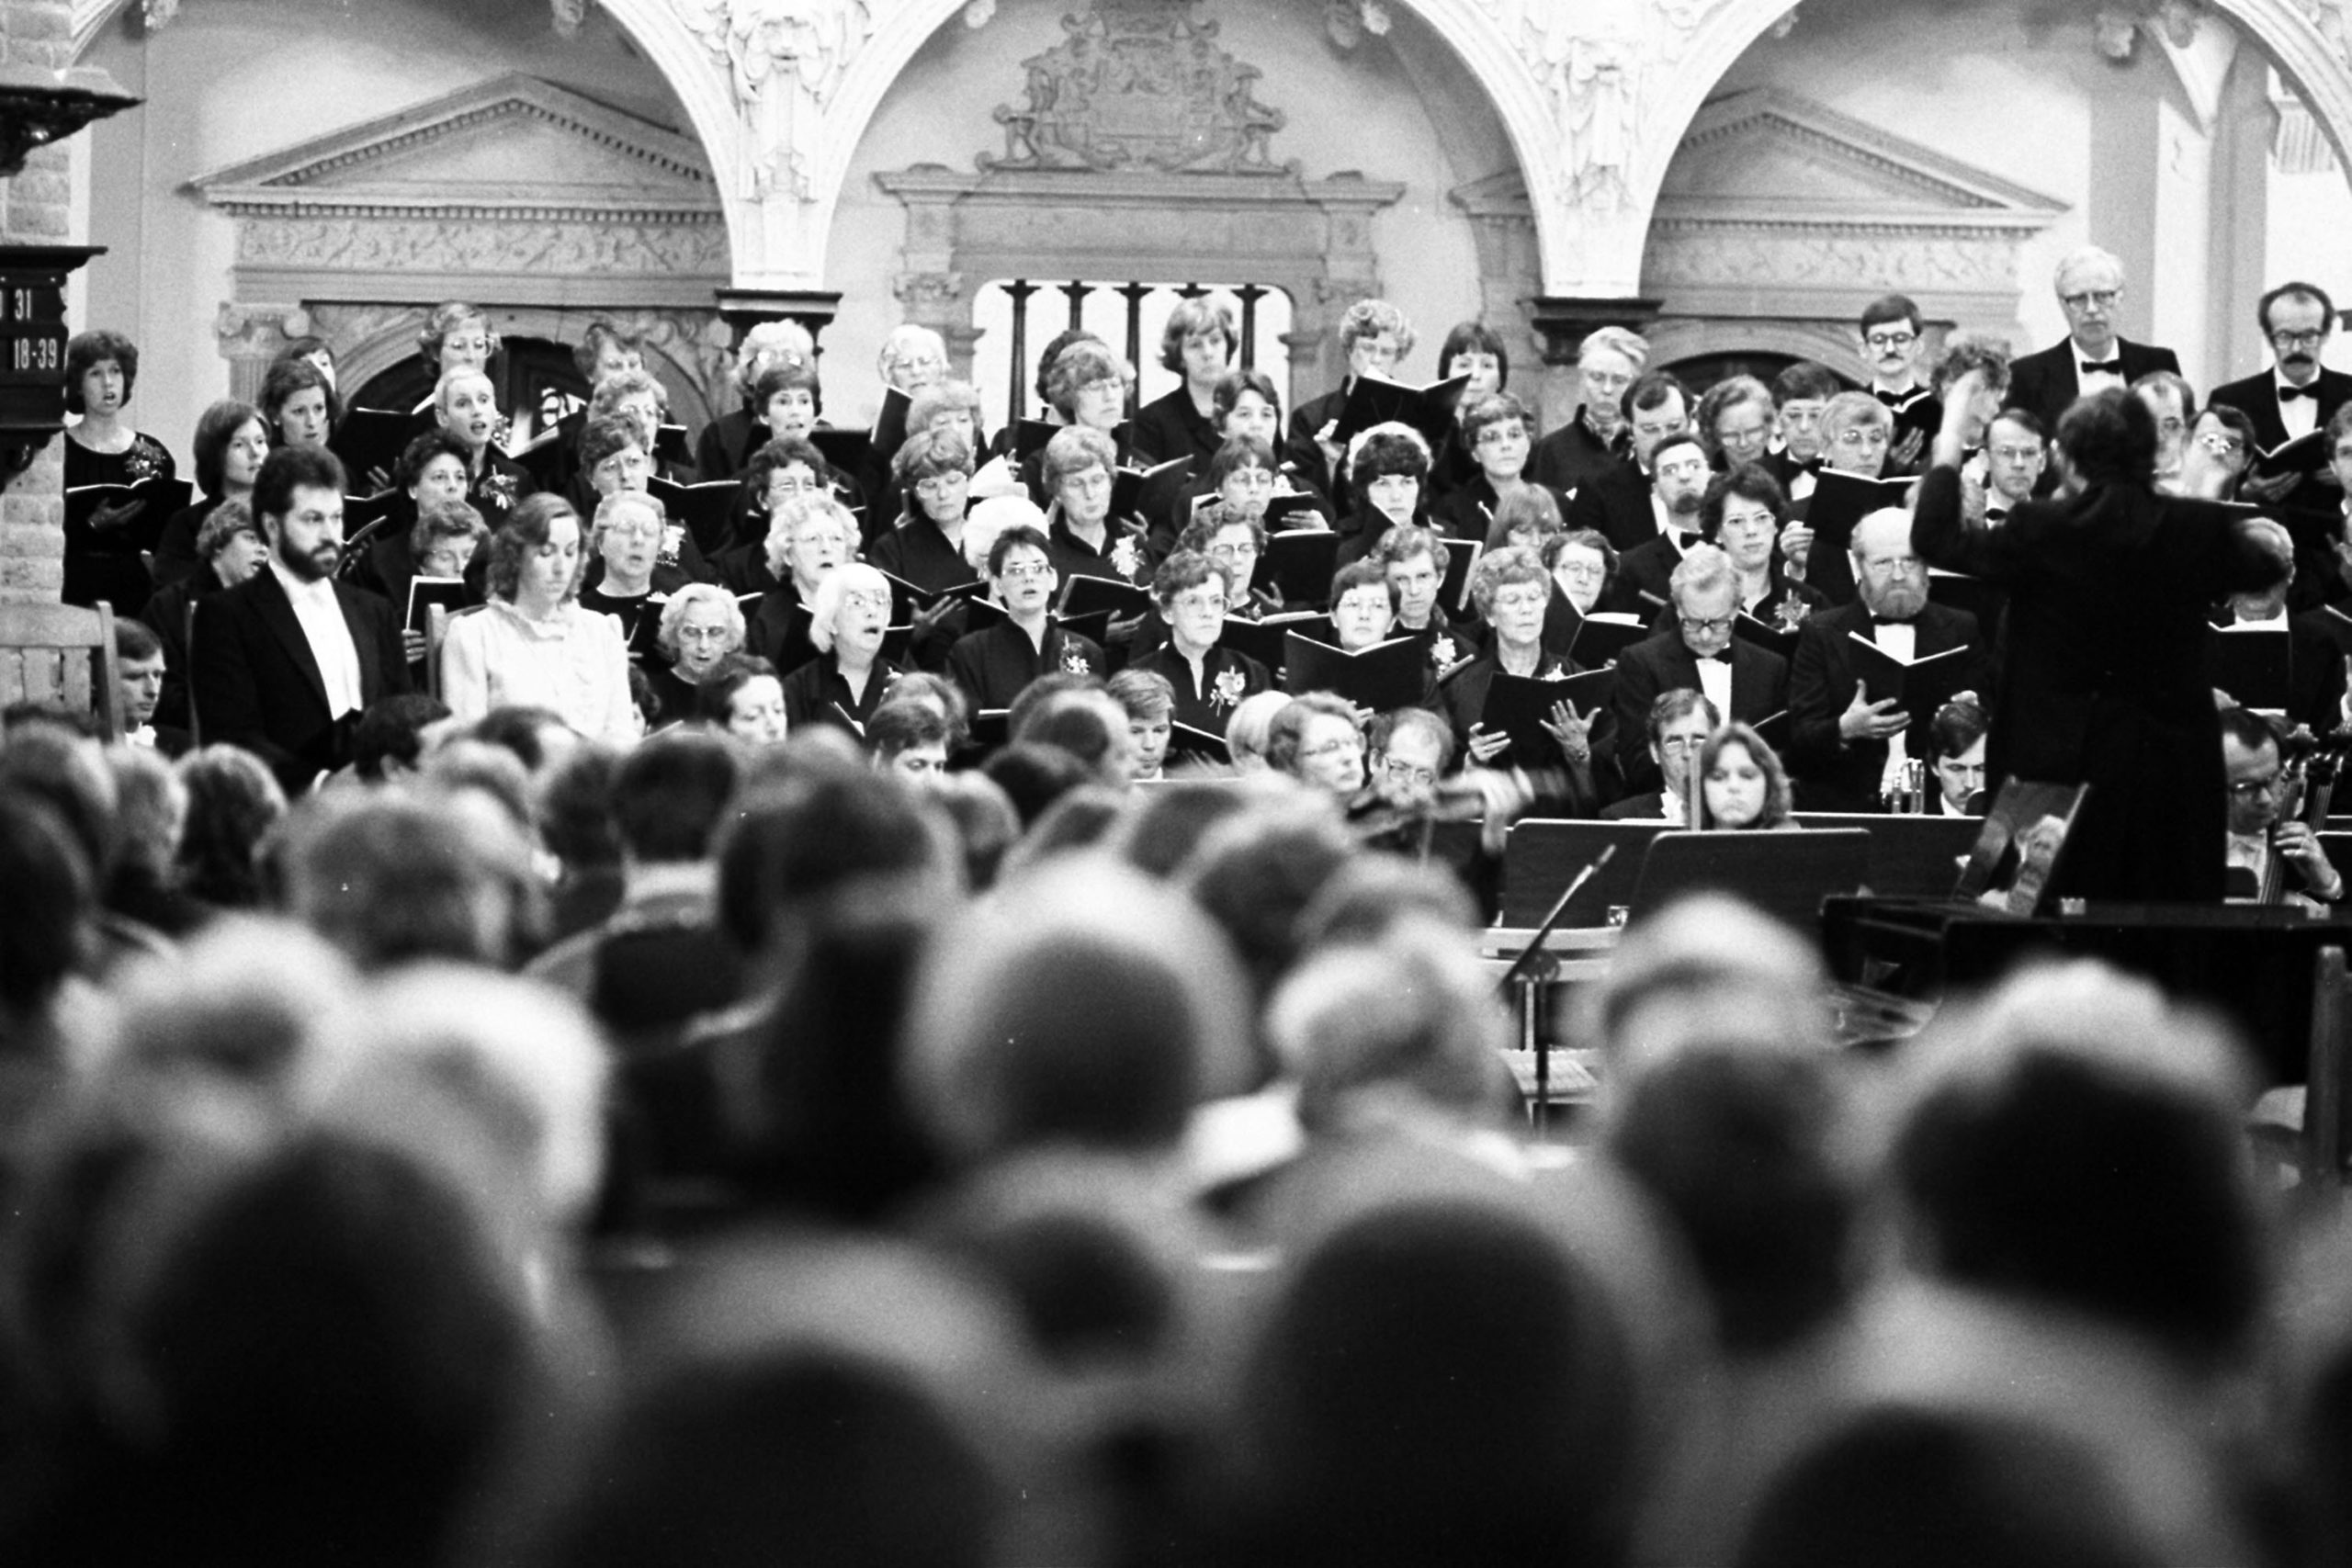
551, 0, 589, 37
234, 217, 729, 277
980, 0, 1295, 175
892, 271, 967, 307
674, 0, 876, 201
1481, 0, 1736, 214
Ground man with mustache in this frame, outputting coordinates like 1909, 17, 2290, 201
2208, 282, 2352, 514
192, 446, 410, 795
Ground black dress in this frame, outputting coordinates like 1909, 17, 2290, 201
1911, 464, 2285, 901
62, 430, 175, 615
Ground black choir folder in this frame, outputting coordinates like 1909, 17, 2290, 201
2251, 428, 2331, 482
1329, 371, 1473, 451
647, 476, 741, 545
2209, 624, 2291, 713
1846, 633, 1973, 718
331, 408, 415, 484
404, 575, 469, 635
1262, 529, 1340, 607
1481, 667, 1615, 766
1219, 612, 1331, 673
64, 475, 192, 532
1059, 574, 1153, 621
1565, 611, 1649, 667
1284, 634, 1426, 712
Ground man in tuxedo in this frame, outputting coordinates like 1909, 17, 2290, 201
1983, 409, 2046, 524
2003, 245, 2181, 436
2208, 281, 2351, 515
1600, 689, 1719, 821
1786, 507, 1984, 812
1565, 372, 1694, 553
1284, 297, 1413, 503
1611, 433, 1712, 611
1611, 543, 1789, 796
1859, 294, 1940, 473
191, 446, 410, 795
1529, 326, 1645, 495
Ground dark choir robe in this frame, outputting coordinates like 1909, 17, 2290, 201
781, 650, 901, 734
2002, 337, 2182, 439
1610, 629, 1790, 797
1130, 387, 1223, 469
151, 494, 225, 589
1430, 652, 1621, 816
747, 582, 817, 677
1429, 475, 1570, 546
464, 448, 537, 528
1785, 599, 1986, 814
870, 510, 984, 671
648, 661, 703, 728
946, 617, 1107, 711
695, 409, 769, 483
190, 568, 412, 795
1125, 642, 1272, 734
1563, 457, 1661, 553
1911, 464, 2285, 902
1426, 426, 1480, 507
1046, 513, 1156, 589
1529, 408, 1627, 496
578, 583, 663, 651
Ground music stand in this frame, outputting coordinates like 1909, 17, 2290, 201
1625, 829, 1872, 933
1493, 845, 1616, 1135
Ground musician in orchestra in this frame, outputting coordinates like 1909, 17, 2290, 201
2221, 705, 2344, 905
1916, 377, 2289, 901
1601, 690, 1719, 822
1695, 722, 1796, 831
1928, 696, 1989, 816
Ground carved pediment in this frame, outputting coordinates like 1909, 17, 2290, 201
191, 73, 718, 219
1657, 87, 2064, 220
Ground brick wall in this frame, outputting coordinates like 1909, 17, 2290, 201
0, 0, 82, 604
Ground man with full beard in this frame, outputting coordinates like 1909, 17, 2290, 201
192, 445, 411, 795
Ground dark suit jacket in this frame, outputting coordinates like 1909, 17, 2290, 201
2003, 337, 2182, 437
2206, 367, 2352, 453
1131, 387, 1221, 469
191, 569, 411, 795
1563, 458, 1658, 553
1529, 410, 1625, 496
1912, 464, 2285, 901
1613, 534, 1689, 615
2202, 610, 2347, 736
945, 618, 1106, 712
1610, 629, 1789, 795
1786, 599, 1985, 814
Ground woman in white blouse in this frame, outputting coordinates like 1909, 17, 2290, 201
439, 493, 635, 743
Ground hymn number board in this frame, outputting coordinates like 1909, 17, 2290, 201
0, 246, 102, 435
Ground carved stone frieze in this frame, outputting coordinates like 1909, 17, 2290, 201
232, 217, 729, 278
980, 0, 1295, 175
1644, 220, 2022, 295
893, 271, 967, 307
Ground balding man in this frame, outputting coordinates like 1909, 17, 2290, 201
1786, 507, 1985, 812
1530, 326, 1646, 494
1610, 542, 1790, 796
2003, 246, 2181, 438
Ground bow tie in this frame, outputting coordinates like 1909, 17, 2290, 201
2280, 383, 2317, 403
2079, 358, 2122, 376
1870, 615, 1915, 627
1985, 505, 2008, 522
1696, 649, 1732, 664
1872, 389, 1913, 409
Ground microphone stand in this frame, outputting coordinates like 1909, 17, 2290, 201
1495, 844, 1616, 1136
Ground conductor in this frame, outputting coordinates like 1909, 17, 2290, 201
1912, 376, 2290, 901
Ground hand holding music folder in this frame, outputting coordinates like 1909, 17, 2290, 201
66, 475, 192, 536
1114, 457, 1190, 522
1481, 667, 1614, 765
405, 575, 470, 636
2250, 428, 2331, 482
1330, 371, 1473, 452
1564, 611, 1649, 667
1283, 633, 1428, 712
1220, 611, 1332, 673
647, 475, 742, 547
1845, 633, 1973, 725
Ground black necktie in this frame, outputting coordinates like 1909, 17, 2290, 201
2280, 383, 2316, 402
2080, 358, 2122, 375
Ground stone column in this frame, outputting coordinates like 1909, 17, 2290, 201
0, 0, 76, 604
215, 302, 310, 403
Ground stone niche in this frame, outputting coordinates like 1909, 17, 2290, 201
1454, 86, 2068, 396
875, 0, 1405, 415
190, 73, 736, 428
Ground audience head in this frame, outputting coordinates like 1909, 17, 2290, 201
908, 857, 1251, 1163
0, 789, 92, 1026
1224, 688, 1292, 774
866, 697, 954, 784
692, 653, 785, 747
174, 745, 286, 908
1589, 891, 1828, 1076
277, 788, 536, 971
1929, 695, 1988, 812
1887, 961, 2265, 1371
1105, 668, 1176, 780
716, 763, 956, 960
1266, 693, 1364, 795
113, 620, 164, 736
352, 694, 452, 784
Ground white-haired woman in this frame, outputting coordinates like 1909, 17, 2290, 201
439, 494, 634, 743
782, 560, 901, 734
747, 492, 858, 677
650, 581, 747, 728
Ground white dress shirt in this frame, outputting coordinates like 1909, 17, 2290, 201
2075, 350, 2126, 400
268, 558, 365, 719
1872, 618, 1918, 795
2278, 369, 2322, 441
1695, 650, 1733, 716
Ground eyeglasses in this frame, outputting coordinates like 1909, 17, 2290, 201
842, 591, 892, 612
1491, 591, 1548, 615
606, 521, 663, 541
2199, 432, 2246, 457
1657, 734, 1703, 753
2227, 774, 2285, 799
1864, 332, 1917, 351
1474, 425, 1527, 447
1382, 756, 1437, 787
1208, 541, 1261, 559
1988, 445, 2043, 463
2060, 288, 2121, 311
1171, 592, 1227, 615
912, 475, 966, 496
1303, 736, 1365, 760
1679, 614, 1734, 636
2274, 329, 2329, 350
1556, 561, 1606, 581
1001, 561, 1052, 581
